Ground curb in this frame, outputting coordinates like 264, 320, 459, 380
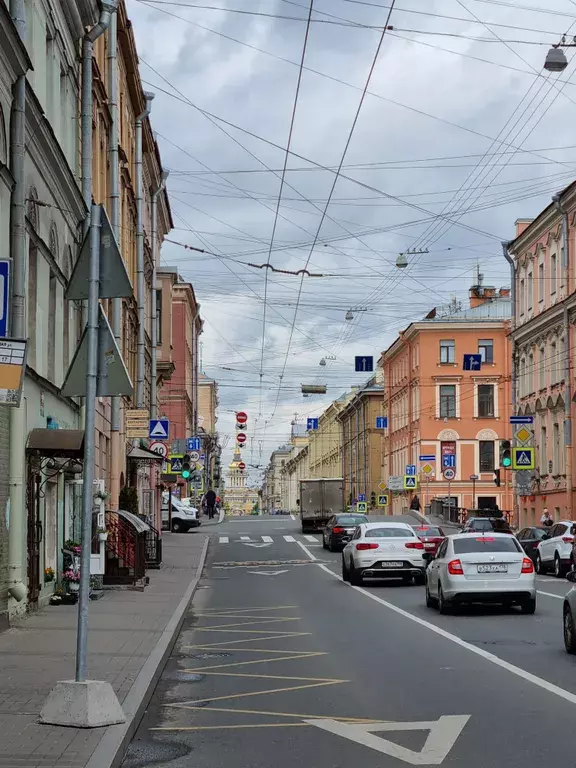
85, 535, 210, 768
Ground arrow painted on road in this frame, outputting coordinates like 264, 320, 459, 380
248, 570, 289, 576
244, 543, 272, 548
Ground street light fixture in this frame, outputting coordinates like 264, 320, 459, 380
544, 37, 576, 72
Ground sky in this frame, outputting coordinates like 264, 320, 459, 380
127, 0, 576, 483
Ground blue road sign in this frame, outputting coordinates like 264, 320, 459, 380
406, 465, 416, 476
463, 353, 482, 371
358, 493, 366, 502
376, 416, 388, 429
0, 261, 9, 338
355, 356, 374, 373
149, 419, 169, 439
404, 476, 418, 489
307, 417, 319, 430
442, 454, 456, 468
187, 437, 201, 451
510, 416, 534, 424
419, 455, 435, 461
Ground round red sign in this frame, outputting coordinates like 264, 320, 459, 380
236, 433, 247, 444
236, 411, 248, 424
238, 462, 246, 470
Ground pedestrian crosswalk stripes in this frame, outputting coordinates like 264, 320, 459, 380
217, 534, 320, 545
262, 535, 273, 542
304, 535, 317, 543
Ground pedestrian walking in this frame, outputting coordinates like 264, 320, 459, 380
205, 488, 217, 520
541, 508, 553, 527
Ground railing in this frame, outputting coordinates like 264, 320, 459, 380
104, 512, 146, 585
145, 524, 162, 569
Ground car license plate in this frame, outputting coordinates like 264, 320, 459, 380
477, 564, 508, 573
380, 561, 403, 568
345, 529, 354, 534
424, 542, 435, 549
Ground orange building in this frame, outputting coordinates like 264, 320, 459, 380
379, 282, 514, 520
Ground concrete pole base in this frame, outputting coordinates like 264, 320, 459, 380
40, 679, 126, 728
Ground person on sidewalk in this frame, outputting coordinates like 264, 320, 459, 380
541, 508, 553, 527
205, 488, 217, 519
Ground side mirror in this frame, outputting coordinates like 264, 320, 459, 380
567, 570, 576, 583
541, 533, 550, 540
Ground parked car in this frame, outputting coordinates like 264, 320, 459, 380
425, 533, 536, 614
322, 513, 368, 552
341, 522, 425, 586
563, 571, 576, 652
161, 492, 200, 533
411, 525, 446, 564
516, 526, 549, 564
460, 517, 513, 535
535, 520, 576, 577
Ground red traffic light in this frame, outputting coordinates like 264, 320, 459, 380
236, 411, 248, 425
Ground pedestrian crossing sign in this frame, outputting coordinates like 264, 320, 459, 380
377, 494, 389, 507
404, 475, 418, 489
356, 501, 368, 513
512, 447, 535, 470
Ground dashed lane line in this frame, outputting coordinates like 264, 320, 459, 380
219, 536, 229, 543
284, 535, 296, 542
262, 535, 273, 542
296, 540, 318, 561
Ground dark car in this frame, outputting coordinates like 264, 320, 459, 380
516, 526, 550, 563
412, 525, 446, 563
322, 513, 368, 552
461, 517, 514, 535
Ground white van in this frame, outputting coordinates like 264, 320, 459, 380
162, 492, 200, 533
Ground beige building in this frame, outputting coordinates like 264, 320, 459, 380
282, 444, 310, 513
198, 373, 218, 435
308, 391, 355, 479
262, 445, 291, 513
225, 448, 259, 514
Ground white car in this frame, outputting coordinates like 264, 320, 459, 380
426, 533, 536, 614
341, 522, 426, 586
535, 520, 576, 577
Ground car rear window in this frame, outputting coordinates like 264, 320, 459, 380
365, 527, 414, 538
336, 515, 368, 525
454, 537, 521, 554
415, 527, 443, 537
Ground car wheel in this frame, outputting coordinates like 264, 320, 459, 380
171, 520, 184, 533
564, 605, 576, 653
535, 553, 544, 575
425, 580, 436, 608
402, 574, 413, 585
414, 570, 426, 586
520, 598, 536, 615
342, 556, 350, 582
328, 538, 336, 553
350, 561, 363, 586
322, 536, 328, 550
438, 583, 452, 615
555, 554, 566, 578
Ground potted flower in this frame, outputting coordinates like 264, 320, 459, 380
61, 569, 81, 592
64, 539, 82, 556
97, 527, 108, 542
44, 567, 55, 583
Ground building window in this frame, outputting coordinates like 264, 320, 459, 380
528, 352, 534, 393
479, 440, 495, 472
551, 253, 557, 295
553, 422, 561, 475
539, 346, 546, 390
478, 384, 494, 417
538, 262, 544, 303
527, 272, 533, 311
439, 385, 456, 418
439, 339, 455, 364
47, 272, 56, 382
551, 341, 557, 384
540, 426, 548, 474
478, 339, 493, 363
519, 279, 525, 316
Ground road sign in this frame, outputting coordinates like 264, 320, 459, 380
376, 416, 388, 429
0, 338, 26, 407
187, 437, 201, 451
404, 476, 418, 489
307, 417, 319, 430
0, 261, 9, 338
126, 408, 149, 438
442, 454, 456, 468
237, 433, 247, 444
515, 469, 533, 494
377, 494, 389, 507
149, 418, 169, 439
405, 465, 416, 476
149, 441, 168, 458
443, 467, 456, 481
421, 463, 434, 476
388, 476, 403, 491
354, 356, 373, 373
189, 450, 200, 462
236, 411, 248, 424
356, 501, 368, 513
463, 353, 482, 371
168, 454, 184, 474
378, 481, 387, 491
515, 426, 533, 445
358, 493, 366, 502
469, 474, 479, 481
238, 462, 246, 470
419, 454, 435, 462
512, 447, 535, 470
510, 415, 534, 424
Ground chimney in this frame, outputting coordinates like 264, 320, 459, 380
469, 284, 497, 308
499, 288, 511, 297
515, 218, 534, 237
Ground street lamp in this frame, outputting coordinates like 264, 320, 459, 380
544, 37, 576, 72
396, 252, 408, 268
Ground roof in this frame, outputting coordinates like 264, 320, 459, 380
127, 446, 164, 462
427, 297, 511, 322
26, 429, 84, 459
115, 509, 150, 534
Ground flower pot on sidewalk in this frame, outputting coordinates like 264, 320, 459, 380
68, 582, 79, 593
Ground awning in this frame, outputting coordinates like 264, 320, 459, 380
26, 429, 85, 459
114, 509, 151, 534
127, 446, 165, 462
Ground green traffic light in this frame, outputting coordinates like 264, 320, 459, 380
182, 470, 191, 479
502, 457, 511, 467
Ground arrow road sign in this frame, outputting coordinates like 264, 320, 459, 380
354, 356, 374, 372
376, 416, 388, 429
305, 715, 470, 765
187, 437, 201, 451
307, 417, 319, 430
512, 447, 535, 470
0, 261, 10, 338
149, 419, 169, 439
406, 465, 416, 476
442, 454, 456, 468
510, 415, 534, 424
419, 454, 435, 461
404, 476, 418, 489
358, 493, 366, 502
463, 353, 482, 371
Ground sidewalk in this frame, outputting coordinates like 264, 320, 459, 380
0, 531, 209, 768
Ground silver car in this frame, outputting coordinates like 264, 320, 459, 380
342, 522, 426, 586
563, 571, 576, 653
426, 533, 536, 614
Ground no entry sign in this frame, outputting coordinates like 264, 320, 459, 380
236, 411, 248, 424
237, 433, 247, 444
238, 462, 246, 470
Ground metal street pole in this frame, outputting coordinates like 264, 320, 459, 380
472, 477, 476, 511
447, 476, 451, 521
75, 203, 100, 683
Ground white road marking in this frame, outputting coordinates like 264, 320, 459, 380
296, 541, 318, 561
244, 543, 272, 548
316, 563, 576, 708
284, 535, 296, 542
239, 536, 251, 541
249, 570, 289, 576
537, 590, 563, 600
290, 514, 296, 520
305, 716, 470, 765
218, 536, 229, 544
304, 535, 317, 543
262, 536, 273, 542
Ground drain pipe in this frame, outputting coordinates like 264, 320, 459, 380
192, 304, 201, 434
108, 9, 121, 509
7, 0, 27, 605
135, 92, 154, 408
553, 195, 573, 516
150, 169, 168, 420
502, 240, 517, 522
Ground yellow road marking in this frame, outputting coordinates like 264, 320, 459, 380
185, 645, 322, 654
184, 633, 312, 647
197, 618, 299, 630
188, 671, 342, 682
151, 723, 309, 731
195, 628, 305, 635
174, 680, 346, 707
163, 703, 381, 723
186, 652, 325, 672
195, 614, 299, 620
200, 606, 298, 613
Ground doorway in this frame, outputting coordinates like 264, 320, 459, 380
26, 466, 42, 609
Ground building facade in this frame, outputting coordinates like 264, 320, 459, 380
307, 392, 353, 479
262, 445, 291, 513
379, 283, 513, 518
507, 186, 576, 526
225, 448, 258, 515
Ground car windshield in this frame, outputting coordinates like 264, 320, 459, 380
365, 527, 414, 538
454, 537, 521, 554
415, 527, 443, 537
336, 516, 368, 526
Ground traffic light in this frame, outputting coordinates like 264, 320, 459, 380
370, 491, 377, 507
493, 469, 501, 487
181, 454, 191, 480
499, 440, 512, 468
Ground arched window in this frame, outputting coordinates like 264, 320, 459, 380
0, 103, 7, 166
49, 223, 59, 263
27, 187, 39, 231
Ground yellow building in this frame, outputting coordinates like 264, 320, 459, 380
308, 391, 355, 478
225, 449, 259, 515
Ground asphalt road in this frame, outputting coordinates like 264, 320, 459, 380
122, 515, 576, 767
